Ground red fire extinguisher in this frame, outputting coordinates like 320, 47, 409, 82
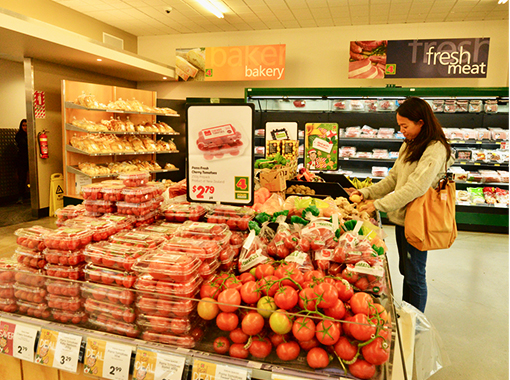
38, 130, 49, 159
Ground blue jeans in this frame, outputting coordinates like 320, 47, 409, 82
395, 225, 428, 312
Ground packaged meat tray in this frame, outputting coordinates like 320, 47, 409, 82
43, 227, 93, 250
132, 251, 201, 282
196, 124, 244, 160
51, 309, 87, 324
474, 128, 490, 140
377, 128, 395, 139
456, 100, 469, 112
13, 282, 47, 303
160, 237, 221, 264
56, 204, 86, 225
16, 299, 52, 319
489, 128, 507, 140
14, 266, 45, 287
0, 297, 17, 312
99, 214, 135, 233
345, 127, 361, 138
83, 263, 136, 288
466, 172, 483, 182
137, 314, 197, 335
84, 298, 136, 323
0, 283, 14, 299
136, 294, 197, 318
109, 230, 165, 249
81, 282, 135, 306
455, 149, 473, 161
43, 248, 85, 266
339, 146, 356, 158
432, 99, 444, 112
349, 100, 365, 112
83, 199, 117, 214
81, 184, 105, 200
46, 293, 83, 311
175, 221, 231, 242
0, 259, 17, 284
45, 278, 81, 297
45, 263, 85, 280
101, 184, 125, 202
497, 171, 509, 183
116, 200, 153, 216
83, 241, 146, 271
205, 205, 254, 231
162, 202, 208, 222
88, 312, 139, 337
480, 170, 501, 183
372, 167, 389, 177
377, 99, 395, 111
372, 149, 389, 159
118, 171, 150, 187
485, 100, 498, 113
469, 100, 483, 113
141, 330, 197, 348
133, 210, 159, 228
14, 226, 52, 251
134, 273, 202, 298
135, 222, 181, 240
444, 100, 456, 113
15, 246, 47, 269
121, 186, 156, 203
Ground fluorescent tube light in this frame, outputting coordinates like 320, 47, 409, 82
498, 0, 508, 4
196, 0, 224, 18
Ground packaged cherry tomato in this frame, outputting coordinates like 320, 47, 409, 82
147, 181, 166, 196
219, 246, 236, 272
83, 199, 117, 214
101, 184, 125, 202
135, 222, 180, 240
81, 282, 136, 306
116, 200, 153, 217
88, 312, 140, 337
46, 293, 83, 311
0, 297, 17, 312
132, 251, 201, 283
56, 204, 86, 226
133, 210, 159, 228
64, 217, 118, 242
141, 330, 197, 348
99, 214, 135, 233
109, 230, 165, 249
14, 226, 51, 251
341, 259, 386, 295
196, 124, 244, 160
163, 202, 208, 223
134, 273, 202, 298
300, 220, 337, 251
15, 246, 47, 269
83, 242, 147, 271
43, 248, 85, 266
136, 314, 197, 336
197, 259, 220, 280
81, 183, 105, 200
43, 227, 93, 250
266, 222, 299, 260
51, 309, 88, 325
14, 265, 46, 287
229, 231, 248, 256
175, 221, 231, 243
16, 299, 52, 319
121, 186, 156, 203
84, 298, 136, 323
205, 205, 255, 231
136, 294, 197, 318
118, 171, 150, 187
13, 282, 47, 302
45, 263, 85, 281
151, 195, 164, 210
0, 259, 17, 284
331, 231, 382, 264
83, 263, 137, 288
160, 237, 221, 264
45, 279, 81, 297
0, 282, 15, 299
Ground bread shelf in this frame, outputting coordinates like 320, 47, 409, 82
65, 145, 179, 156
66, 165, 178, 179
65, 123, 180, 136
65, 101, 180, 117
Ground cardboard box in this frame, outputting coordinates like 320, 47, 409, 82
259, 168, 286, 192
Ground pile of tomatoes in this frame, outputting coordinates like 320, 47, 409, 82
15, 246, 47, 269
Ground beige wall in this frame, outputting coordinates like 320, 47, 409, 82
0, 0, 138, 53
0, 59, 25, 129
138, 20, 509, 99
32, 59, 136, 209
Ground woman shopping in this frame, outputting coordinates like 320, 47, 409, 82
348, 97, 454, 312
15, 119, 29, 204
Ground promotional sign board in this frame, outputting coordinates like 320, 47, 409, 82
304, 123, 339, 171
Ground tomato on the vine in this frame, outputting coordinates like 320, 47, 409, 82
258, 275, 280, 297
315, 320, 341, 346
334, 336, 358, 361
248, 337, 272, 359
274, 286, 298, 310
349, 359, 376, 379
335, 279, 354, 302
324, 298, 346, 320
349, 313, 377, 341
230, 328, 249, 344
361, 328, 391, 365
306, 347, 330, 369
241, 311, 265, 336
298, 337, 320, 351
350, 292, 374, 316
255, 263, 274, 279
200, 282, 221, 300
229, 343, 249, 359
240, 281, 261, 304
292, 317, 316, 342
217, 288, 241, 313
298, 287, 317, 311
303, 270, 324, 283
216, 312, 239, 331
213, 337, 230, 354
314, 282, 339, 309
276, 341, 300, 361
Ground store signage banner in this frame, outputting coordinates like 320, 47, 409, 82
176, 44, 285, 82
348, 38, 489, 79
304, 123, 339, 171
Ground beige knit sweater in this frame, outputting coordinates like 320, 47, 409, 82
359, 140, 454, 226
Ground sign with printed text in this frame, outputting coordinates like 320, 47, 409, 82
34, 91, 46, 118
0, 320, 15, 356
192, 359, 248, 380
133, 348, 186, 380
175, 44, 285, 82
187, 104, 254, 205
84, 338, 132, 380
84, 337, 107, 377
52, 331, 82, 372
35, 328, 58, 366
12, 323, 39, 362
304, 123, 338, 171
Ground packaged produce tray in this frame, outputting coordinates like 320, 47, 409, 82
131, 251, 201, 282
133, 210, 159, 228
109, 230, 165, 248
15, 246, 47, 269
175, 221, 231, 243
45, 278, 81, 297
14, 226, 52, 251
134, 222, 181, 240
43, 248, 85, 266
46, 293, 83, 311
160, 237, 221, 264
83, 241, 147, 271
84, 298, 136, 323
0, 283, 14, 299
136, 294, 197, 318
204, 204, 254, 230
0, 297, 17, 312
162, 202, 208, 222
16, 299, 51, 319
99, 214, 135, 233
43, 227, 93, 250
81, 281, 135, 306
115, 200, 153, 217
134, 273, 202, 298
13, 282, 47, 303
140, 330, 197, 348
87, 312, 140, 337
45, 263, 85, 281
84, 263, 137, 288
83, 199, 117, 214
14, 265, 45, 287
0, 259, 16, 284
136, 313, 197, 336
101, 184, 125, 202
118, 171, 150, 187
51, 309, 88, 325
56, 204, 86, 224
121, 186, 156, 203
81, 183, 105, 200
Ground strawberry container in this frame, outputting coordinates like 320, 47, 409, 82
132, 251, 201, 282
83, 199, 117, 214
109, 230, 165, 249
160, 237, 221, 264
14, 226, 52, 251
141, 330, 197, 348
196, 124, 243, 160
16, 299, 52, 319
136, 314, 197, 336
43, 227, 93, 250
81, 282, 136, 307
83, 242, 147, 271
118, 171, 150, 187
13, 282, 47, 303
175, 221, 231, 242
205, 205, 255, 230
15, 246, 47, 269
88, 312, 140, 337
84, 263, 137, 288
135, 222, 181, 240
162, 202, 208, 222
134, 273, 202, 298
51, 309, 88, 325
0, 283, 14, 299
14, 266, 45, 287
0, 259, 16, 284
84, 298, 136, 323
45, 263, 85, 281
133, 210, 159, 228
121, 186, 156, 203
99, 214, 135, 233
81, 183, 105, 200
101, 184, 125, 202
45, 279, 81, 297
136, 294, 197, 318
43, 248, 85, 266
46, 293, 83, 311
0, 297, 17, 312
56, 204, 86, 224
116, 200, 153, 217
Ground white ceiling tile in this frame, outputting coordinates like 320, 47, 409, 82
349, 5, 370, 12
307, 0, 329, 8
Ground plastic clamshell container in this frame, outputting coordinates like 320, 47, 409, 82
160, 237, 221, 263
133, 210, 159, 228
13, 282, 47, 302
134, 272, 202, 298
175, 221, 231, 241
135, 223, 181, 240
0, 283, 15, 299
198, 259, 220, 280
56, 204, 86, 222
14, 265, 45, 287
46, 293, 83, 311
43, 227, 93, 250
101, 184, 125, 202
88, 312, 140, 337
162, 202, 208, 222
81, 183, 105, 200
0, 297, 17, 312
99, 214, 135, 233
136, 314, 197, 336
83, 199, 117, 214
118, 171, 150, 187
151, 195, 164, 210
15, 246, 47, 269
116, 200, 153, 217
83, 263, 137, 288
81, 281, 136, 306
64, 216, 117, 242
43, 248, 85, 266
141, 330, 197, 348
136, 294, 197, 318
0, 259, 17, 284
121, 186, 156, 203
84, 298, 136, 323
196, 124, 243, 159
147, 181, 166, 196
132, 251, 201, 282
83, 241, 146, 271
109, 230, 165, 249
51, 309, 88, 324
14, 226, 52, 251
45, 263, 85, 280
45, 278, 81, 297
16, 299, 52, 319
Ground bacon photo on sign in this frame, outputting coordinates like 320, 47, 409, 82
348, 40, 387, 79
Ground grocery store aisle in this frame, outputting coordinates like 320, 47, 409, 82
383, 224, 509, 380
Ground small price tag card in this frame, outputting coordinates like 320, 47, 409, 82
102, 341, 133, 380
84, 338, 107, 377
52, 331, 82, 372
12, 323, 38, 362
0, 320, 16, 356
35, 328, 59, 366
133, 348, 186, 380
193, 359, 248, 380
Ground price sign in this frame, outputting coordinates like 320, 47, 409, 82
192, 359, 248, 380
133, 348, 186, 380
102, 341, 132, 380
52, 331, 82, 372
191, 185, 215, 199
0, 320, 15, 356
12, 323, 38, 362
35, 329, 58, 366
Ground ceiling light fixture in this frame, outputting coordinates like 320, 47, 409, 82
97, 58, 102, 61
196, 0, 224, 18
163, 77, 168, 80
498, 0, 508, 4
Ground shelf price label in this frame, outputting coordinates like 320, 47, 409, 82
133, 348, 186, 380
12, 323, 38, 362
35, 329, 59, 367
192, 359, 248, 380
52, 331, 82, 372
84, 338, 132, 380
0, 320, 16, 356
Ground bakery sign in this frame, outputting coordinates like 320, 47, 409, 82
175, 44, 286, 82
348, 38, 489, 79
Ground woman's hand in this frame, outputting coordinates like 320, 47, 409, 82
359, 200, 375, 214
345, 188, 364, 203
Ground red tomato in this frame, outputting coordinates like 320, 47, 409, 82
315, 320, 341, 346
361, 328, 391, 365
200, 282, 221, 300
229, 343, 249, 359
248, 336, 272, 359
216, 312, 239, 331
238, 272, 255, 283
241, 311, 264, 336
335, 279, 354, 302
258, 275, 279, 297
350, 313, 377, 341
292, 317, 316, 342
334, 336, 358, 361
217, 288, 241, 313
298, 287, 317, 311
255, 263, 274, 279
306, 347, 330, 369
349, 359, 376, 379
240, 281, 261, 304
213, 337, 230, 355
324, 298, 346, 320
276, 341, 300, 361
314, 282, 339, 309
229, 328, 249, 344
274, 286, 298, 310
303, 270, 324, 283
350, 292, 374, 316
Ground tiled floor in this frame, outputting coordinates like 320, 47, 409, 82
0, 217, 508, 379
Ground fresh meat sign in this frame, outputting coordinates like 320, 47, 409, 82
349, 38, 489, 79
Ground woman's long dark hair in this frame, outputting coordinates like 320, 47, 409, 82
18, 119, 27, 133
397, 97, 451, 163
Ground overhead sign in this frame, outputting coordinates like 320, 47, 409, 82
348, 38, 489, 79
176, 44, 286, 82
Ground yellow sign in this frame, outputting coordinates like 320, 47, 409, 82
192, 359, 217, 380
84, 338, 106, 376
192, 359, 248, 380
35, 328, 58, 366
133, 349, 157, 380
49, 173, 64, 216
